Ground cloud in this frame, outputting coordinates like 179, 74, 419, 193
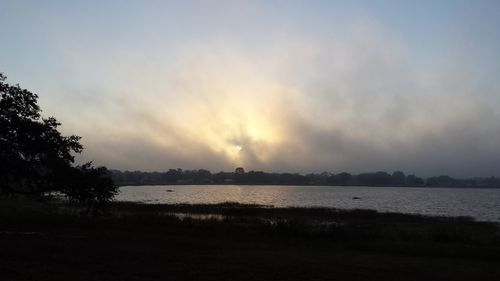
44, 20, 500, 177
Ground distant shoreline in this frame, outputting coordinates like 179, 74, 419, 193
111, 169, 500, 189
116, 183, 500, 189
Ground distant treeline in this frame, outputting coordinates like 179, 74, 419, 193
109, 168, 500, 188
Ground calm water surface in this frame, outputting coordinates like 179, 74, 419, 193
117, 185, 500, 222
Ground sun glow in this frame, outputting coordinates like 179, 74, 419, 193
121, 50, 300, 169
194, 103, 287, 165
170, 76, 293, 167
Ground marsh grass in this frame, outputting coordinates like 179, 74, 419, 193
2, 199, 498, 251
1, 199, 500, 281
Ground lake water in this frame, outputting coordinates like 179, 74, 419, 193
117, 185, 500, 222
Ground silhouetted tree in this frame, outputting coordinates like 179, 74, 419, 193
391, 171, 406, 185
0, 73, 117, 210
426, 175, 454, 187
356, 172, 392, 185
335, 172, 352, 185
406, 174, 424, 186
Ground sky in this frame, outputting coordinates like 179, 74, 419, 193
1, 0, 500, 177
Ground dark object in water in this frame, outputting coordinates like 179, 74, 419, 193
352, 196, 361, 200
166, 190, 174, 192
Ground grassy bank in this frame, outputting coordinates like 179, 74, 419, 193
1, 200, 500, 281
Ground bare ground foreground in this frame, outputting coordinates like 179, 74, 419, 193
1, 201, 500, 281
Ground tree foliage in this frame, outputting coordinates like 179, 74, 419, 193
110, 168, 499, 188
0, 73, 117, 210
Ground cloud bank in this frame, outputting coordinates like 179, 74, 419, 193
30, 19, 500, 177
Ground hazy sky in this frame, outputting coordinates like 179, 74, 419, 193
1, 0, 500, 176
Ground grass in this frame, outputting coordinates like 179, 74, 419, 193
1, 199, 500, 280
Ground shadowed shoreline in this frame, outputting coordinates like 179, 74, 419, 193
1, 200, 499, 281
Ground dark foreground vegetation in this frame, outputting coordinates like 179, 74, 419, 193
1, 199, 500, 281
111, 168, 500, 188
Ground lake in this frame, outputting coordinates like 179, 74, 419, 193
117, 185, 500, 222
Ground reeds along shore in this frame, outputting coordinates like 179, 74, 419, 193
1, 200, 500, 281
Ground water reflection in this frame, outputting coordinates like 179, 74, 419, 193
117, 185, 500, 222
